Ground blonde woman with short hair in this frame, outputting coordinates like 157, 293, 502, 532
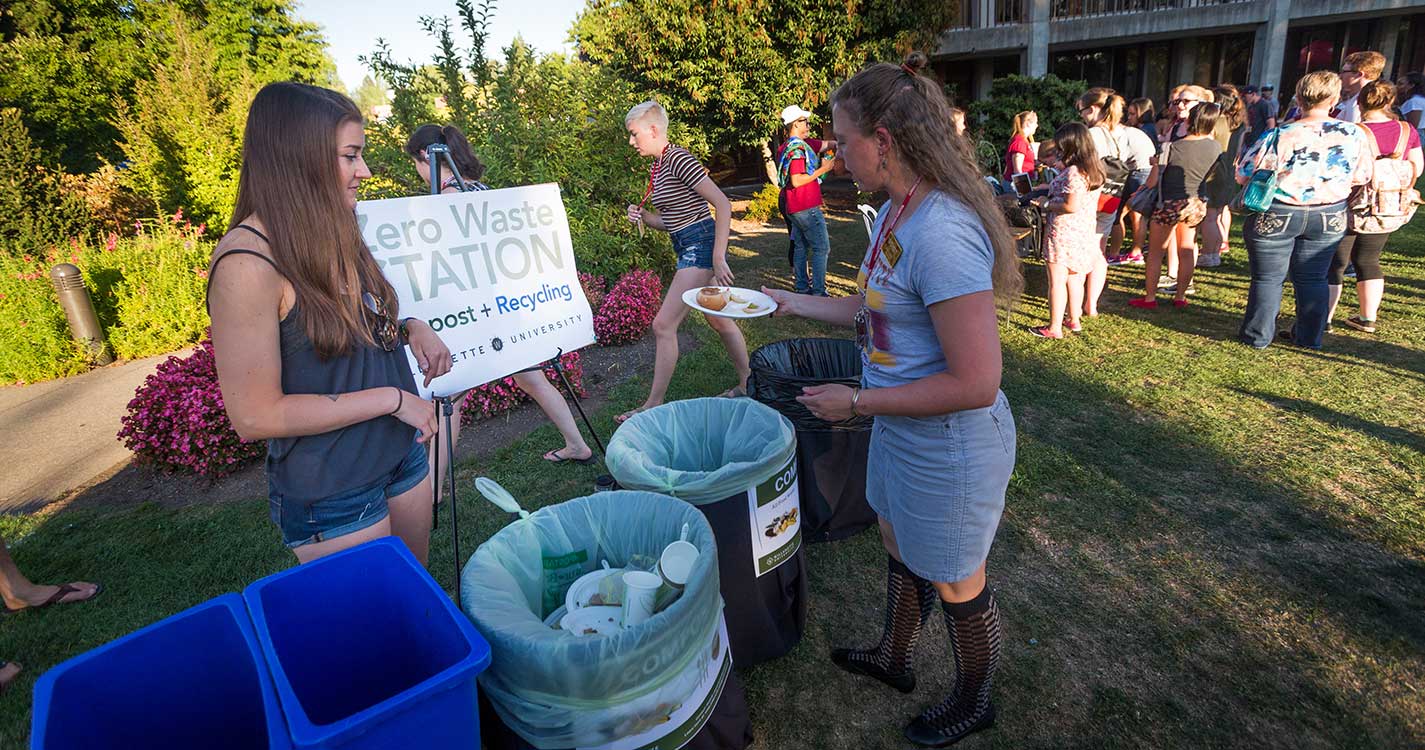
619, 101, 750, 421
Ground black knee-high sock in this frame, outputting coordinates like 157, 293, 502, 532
915, 586, 1001, 737
844, 555, 937, 675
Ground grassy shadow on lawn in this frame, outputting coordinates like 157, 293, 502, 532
2, 210, 1423, 748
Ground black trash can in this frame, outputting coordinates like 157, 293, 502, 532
606, 398, 808, 668
748, 338, 878, 543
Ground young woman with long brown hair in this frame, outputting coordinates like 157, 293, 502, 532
404, 124, 594, 467
764, 52, 1020, 747
208, 83, 451, 564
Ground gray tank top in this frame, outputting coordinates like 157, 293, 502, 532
208, 226, 418, 504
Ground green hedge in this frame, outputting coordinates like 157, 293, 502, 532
0, 217, 211, 384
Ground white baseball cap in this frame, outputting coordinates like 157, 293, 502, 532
780, 105, 813, 125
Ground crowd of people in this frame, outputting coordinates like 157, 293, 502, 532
996, 50, 1421, 345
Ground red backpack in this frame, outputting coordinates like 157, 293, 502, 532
1348, 122, 1422, 234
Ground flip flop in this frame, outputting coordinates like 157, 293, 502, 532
2, 582, 103, 615
543, 449, 596, 465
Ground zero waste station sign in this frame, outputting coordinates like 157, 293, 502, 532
356, 183, 596, 399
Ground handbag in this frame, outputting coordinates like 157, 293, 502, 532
1237, 128, 1280, 213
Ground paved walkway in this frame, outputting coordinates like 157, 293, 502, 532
0, 351, 186, 513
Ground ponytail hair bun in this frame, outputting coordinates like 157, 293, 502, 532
903, 51, 928, 74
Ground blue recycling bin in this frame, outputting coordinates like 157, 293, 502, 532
31, 594, 291, 750
244, 537, 491, 750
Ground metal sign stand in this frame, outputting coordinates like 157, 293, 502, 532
420, 144, 606, 610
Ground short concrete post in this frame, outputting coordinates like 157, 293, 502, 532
49, 263, 113, 365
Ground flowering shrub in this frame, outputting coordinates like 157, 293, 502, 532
594, 269, 663, 346
461, 351, 586, 427
117, 337, 264, 477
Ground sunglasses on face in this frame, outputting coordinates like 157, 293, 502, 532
361, 291, 399, 352
1171, 98, 1198, 106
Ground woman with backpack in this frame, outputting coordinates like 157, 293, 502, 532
1234, 71, 1373, 350
1077, 88, 1151, 316
1326, 80, 1422, 333
1198, 85, 1248, 268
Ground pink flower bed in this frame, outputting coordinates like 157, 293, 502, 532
117, 338, 264, 477
594, 269, 662, 346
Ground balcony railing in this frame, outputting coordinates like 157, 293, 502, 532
1051, 0, 1249, 19
995, 0, 1026, 25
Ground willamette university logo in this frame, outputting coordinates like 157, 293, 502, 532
491, 337, 504, 352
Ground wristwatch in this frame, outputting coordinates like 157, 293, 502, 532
398, 317, 415, 341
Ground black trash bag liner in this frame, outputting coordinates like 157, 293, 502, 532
479, 670, 755, 750
748, 338, 878, 543
747, 338, 871, 432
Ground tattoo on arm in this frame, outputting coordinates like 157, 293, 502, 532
324, 394, 340, 402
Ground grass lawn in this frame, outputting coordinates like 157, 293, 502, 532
3, 208, 1422, 748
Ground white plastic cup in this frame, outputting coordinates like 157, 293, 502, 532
658, 540, 699, 589
621, 571, 661, 627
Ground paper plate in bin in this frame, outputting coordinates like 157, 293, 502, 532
606, 398, 808, 667
462, 490, 728, 749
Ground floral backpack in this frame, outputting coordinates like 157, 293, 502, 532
1349, 121, 1422, 234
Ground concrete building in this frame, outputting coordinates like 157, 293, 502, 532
934, 0, 1425, 108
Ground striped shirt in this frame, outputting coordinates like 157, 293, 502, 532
650, 146, 711, 232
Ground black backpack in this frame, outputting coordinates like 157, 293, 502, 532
1097, 127, 1132, 213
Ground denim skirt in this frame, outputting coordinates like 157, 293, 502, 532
865, 391, 1016, 583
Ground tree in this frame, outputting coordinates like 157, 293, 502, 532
0, 108, 90, 252
967, 74, 1088, 156
113, 13, 254, 230
0, 0, 335, 173
568, 0, 962, 172
352, 75, 391, 118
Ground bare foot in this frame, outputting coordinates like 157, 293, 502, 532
4, 582, 101, 612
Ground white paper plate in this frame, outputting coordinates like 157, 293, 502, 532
560, 605, 624, 637
566, 568, 622, 612
681, 287, 778, 319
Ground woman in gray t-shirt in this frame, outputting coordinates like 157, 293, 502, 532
764, 52, 1021, 748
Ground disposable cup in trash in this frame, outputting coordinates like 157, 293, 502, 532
620, 571, 660, 627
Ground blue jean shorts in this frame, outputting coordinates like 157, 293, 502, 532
672, 218, 716, 270
268, 440, 429, 549
865, 391, 1016, 583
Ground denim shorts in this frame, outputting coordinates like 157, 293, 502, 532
866, 391, 1016, 583
268, 440, 429, 549
672, 218, 716, 270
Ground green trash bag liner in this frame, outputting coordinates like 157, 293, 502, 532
605, 398, 797, 506
461, 491, 723, 749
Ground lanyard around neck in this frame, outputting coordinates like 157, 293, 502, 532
639, 143, 672, 209
866, 176, 923, 279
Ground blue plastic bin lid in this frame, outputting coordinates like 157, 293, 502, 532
31, 593, 292, 750
242, 537, 491, 748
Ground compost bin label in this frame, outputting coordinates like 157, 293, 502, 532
748, 453, 802, 577
356, 183, 596, 399
579, 616, 732, 750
